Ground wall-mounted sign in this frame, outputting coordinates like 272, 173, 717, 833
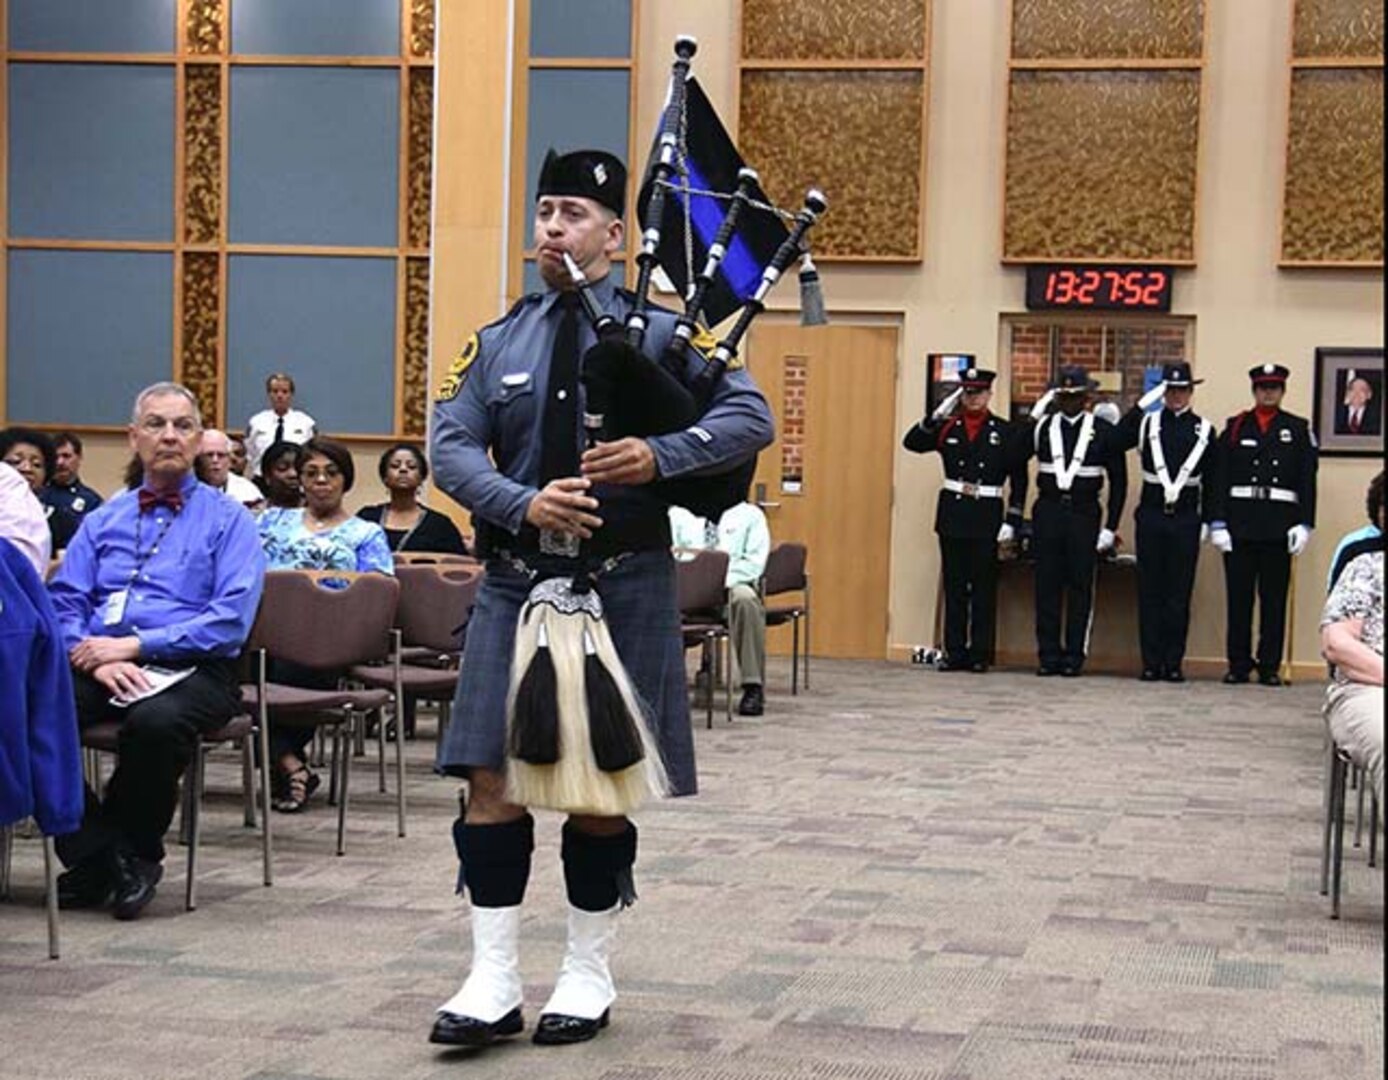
1025, 265, 1174, 313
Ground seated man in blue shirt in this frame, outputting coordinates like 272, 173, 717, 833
49, 382, 266, 920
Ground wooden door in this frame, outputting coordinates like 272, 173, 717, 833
745, 323, 898, 659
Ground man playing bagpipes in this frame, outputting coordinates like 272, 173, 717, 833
426, 137, 783, 1046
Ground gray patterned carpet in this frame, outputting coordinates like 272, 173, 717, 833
2, 660, 1382, 1080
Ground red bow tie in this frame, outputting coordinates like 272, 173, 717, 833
138, 489, 184, 514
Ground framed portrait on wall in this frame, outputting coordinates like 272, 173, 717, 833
1313, 347, 1384, 459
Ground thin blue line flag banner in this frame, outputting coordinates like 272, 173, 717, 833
635, 77, 790, 328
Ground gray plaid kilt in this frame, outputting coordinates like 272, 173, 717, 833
436, 547, 697, 798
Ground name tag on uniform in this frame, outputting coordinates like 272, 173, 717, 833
1240, 438, 1258, 446
103, 589, 129, 626
501, 372, 531, 387
944, 437, 959, 445
1279, 429, 1292, 442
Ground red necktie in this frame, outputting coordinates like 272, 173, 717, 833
138, 489, 184, 514
1350, 411, 1362, 434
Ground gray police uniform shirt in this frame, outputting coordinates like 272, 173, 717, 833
430, 274, 774, 541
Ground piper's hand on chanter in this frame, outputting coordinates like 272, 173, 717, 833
581, 437, 658, 486
525, 477, 603, 538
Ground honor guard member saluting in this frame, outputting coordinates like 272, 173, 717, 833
903, 366, 1028, 672
427, 148, 773, 1049
1026, 365, 1128, 677
1207, 363, 1318, 686
1114, 362, 1213, 682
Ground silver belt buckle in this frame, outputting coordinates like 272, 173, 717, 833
1255, 485, 1271, 500
539, 529, 580, 558
961, 482, 978, 498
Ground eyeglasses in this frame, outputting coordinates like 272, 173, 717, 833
301, 466, 342, 482
138, 416, 201, 436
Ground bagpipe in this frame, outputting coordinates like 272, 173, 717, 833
504, 36, 827, 817
572, 34, 828, 521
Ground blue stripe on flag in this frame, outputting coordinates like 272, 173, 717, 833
683, 157, 762, 301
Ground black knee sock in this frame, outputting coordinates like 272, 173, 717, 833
561, 820, 638, 912
453, 813, 534, 906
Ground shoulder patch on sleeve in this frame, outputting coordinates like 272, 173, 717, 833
436, 333, 480, 402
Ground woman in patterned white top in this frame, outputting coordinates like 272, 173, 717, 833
1320, 549, 1384, 804
256, 437, 393, 810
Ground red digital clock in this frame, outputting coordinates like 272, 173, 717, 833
1025, 264, 1174, 313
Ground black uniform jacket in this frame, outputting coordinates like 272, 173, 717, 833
1114, 405, 1214, 519
904, 412, 1028, 539
1028, 412, 1128, 532
1207, 409, 1317, 541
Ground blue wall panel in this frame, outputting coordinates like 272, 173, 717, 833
6, 250, 172, 426
229, 66, 399, 247
8, 63, 174, 241
231, 0, 399, 57
8, 0, 175, 54
525, 68, 630, 215
227, 255, 396, 435
529, 0, 631, 58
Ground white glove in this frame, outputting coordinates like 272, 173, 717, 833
1138, 380, 1167, 410
1209, 526, 1233, 553
931, 386, 964, 422
1096, 528, 1116, 553
1030, 389, 1057, 418
996, 522, 1015, 544
1287, 524, 1312, 556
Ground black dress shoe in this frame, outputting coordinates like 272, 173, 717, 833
937, 657, 970, 672
1037, 665, 1062, 677
429, 1006, 524, 1047
111, 850, 162, 921
1258, 671, 1284, 687
1223, 671, 1250, 685
737, 684, 764, 717
969, 661, 990, 674
532, 1009, 610, 1046
1060, 665, 1082, 678
1163, 669, 1186, 683
57, 856, 114, 910
1139, 668, 1161, 682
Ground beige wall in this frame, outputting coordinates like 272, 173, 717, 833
637, 0, 1382, 675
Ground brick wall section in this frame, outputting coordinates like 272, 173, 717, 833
782, 354, 806, 483
1009, 320, 1191, 407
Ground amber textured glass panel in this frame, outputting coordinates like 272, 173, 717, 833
740, 70, 922, 258
1011, 0, 1203, 59
1282, 68, 1384, 263
410, 0, 436, 58
185, 0, 224, 54
407, 68, 434, 250
181, 253, 221, 424
402, 257, 431, 437
741, 0, 925, 61
1004, 71, 1199, 261
184, 65, 222, 245
1292, 0, 1384, 58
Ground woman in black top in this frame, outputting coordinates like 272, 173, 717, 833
357, 442, 468, 554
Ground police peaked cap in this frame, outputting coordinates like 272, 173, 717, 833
960, 367, 996, 390
1249, 363, 1290, 386
537, 148, 627, 216
1053, 365, 1097, 393
1161, 361, 1202, 387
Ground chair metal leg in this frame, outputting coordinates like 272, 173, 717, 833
1, 824, 12, 900
1353, 766, 1366, 848
377, 709, 388, 795
1331, 751, 1349, 919
241, 737, 256, 828
724, 635, 733, 724
327, 718, 341, 806
42, 836, 60, 960
791, 617, 800, 696
336, 722, 352, 857
186, 748, 204, 912
702, 636, 714, 730
395, 638, 407, 839
1369, 792, 1379, 868
1320, 739, 1336, 896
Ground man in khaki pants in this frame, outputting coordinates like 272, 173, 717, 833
670, 502, 771, 715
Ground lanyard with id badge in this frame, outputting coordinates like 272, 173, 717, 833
104, 507, 177, 628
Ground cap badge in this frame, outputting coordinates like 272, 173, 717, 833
1262, 363, 1274, 374
593, 162, 608, 186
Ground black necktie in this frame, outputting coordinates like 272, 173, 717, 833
540, 294, 581, 484
274, 415, 285, 444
